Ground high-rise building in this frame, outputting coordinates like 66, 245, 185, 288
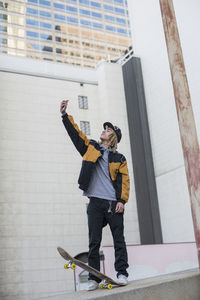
0, 0, 132, 67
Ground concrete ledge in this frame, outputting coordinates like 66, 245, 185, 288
38, 269, 200, 300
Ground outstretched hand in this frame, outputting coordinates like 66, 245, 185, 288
60, 100, 69, 114
115, 202, 124, 213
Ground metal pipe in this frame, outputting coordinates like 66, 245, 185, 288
159, 0, 200, 267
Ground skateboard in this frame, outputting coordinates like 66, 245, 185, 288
57, 246, 124, 289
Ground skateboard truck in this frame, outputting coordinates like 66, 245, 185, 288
99, 280, 113, 290
64, 261, 76, 270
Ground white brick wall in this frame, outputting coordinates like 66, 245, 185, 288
0, 56, 138, 299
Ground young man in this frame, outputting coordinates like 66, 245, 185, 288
60, 100, 130, 291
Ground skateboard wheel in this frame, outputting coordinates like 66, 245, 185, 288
64, 264, 69, 269
107, 284, 112, 290
71, 264, 76, 270
100, 284, 104, 289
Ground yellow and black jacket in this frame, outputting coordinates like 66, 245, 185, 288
62, 113, 130, 204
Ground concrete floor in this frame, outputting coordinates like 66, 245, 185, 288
38, 269, 200, 300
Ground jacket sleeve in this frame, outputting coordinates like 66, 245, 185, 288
62, 113, 90, 156
117, 156, 130, 204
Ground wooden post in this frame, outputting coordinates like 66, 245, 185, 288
159, 0, 200, 266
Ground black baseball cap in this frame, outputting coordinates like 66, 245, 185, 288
103, 122, 122, 143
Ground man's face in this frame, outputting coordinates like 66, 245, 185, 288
100, 126, 114, 141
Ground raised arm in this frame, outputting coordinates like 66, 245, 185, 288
60, 100, 90, 156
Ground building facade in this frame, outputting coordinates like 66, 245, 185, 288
0, 54, 139, 298
0, 0, 132, 67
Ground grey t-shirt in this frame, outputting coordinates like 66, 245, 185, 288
83, 144, 117, 201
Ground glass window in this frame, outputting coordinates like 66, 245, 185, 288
54, 13, 65, 21
26, 19, 39, 27
78, 96, 88, 109
40, 10, 51, 18
27, 7, 38, 15
42, 45, 53, 52
67, 16, 78, 24
39, 0, 51, 6
105, 15, 115, 22
80, 9, 90, 16
91, 12, 102, 19
30, 43, 41, 50
40, 33, 52, 40
79, 0, 89, 6
0, 13, 7, 20
104, 4, 113, 11
106, 25, 116, 32
66, 6, 78, 13
26, 30, 39, 38
0, 25, 7, 32
91, 1, 101, 8
80, 121, 90, 135
80, 19, 91, 27
117, 27, 127, 34
115, 7, 124, 14
114, 0, 123, 4
28, 0, 38, 4
92, 22, 103, 29
40, 21, 52, 29
53, 3, 65, 10
116, 17, 126, 25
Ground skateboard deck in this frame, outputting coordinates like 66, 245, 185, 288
57, 246, 124, 289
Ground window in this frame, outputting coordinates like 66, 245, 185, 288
114, 7, 125, 14
91, 1, 101, 8
117, 27, 127, 34
80, 19, 91, 27
28, 0, 38, 4
27, 7, 38, 15
78, 96, 88, 109
39, 0, 50, 6
80, 121, 90, 135
116, 17, 126, 25
40, 21, 52, 29
40, 10, 51, 18
54, 14, 66, 21
91, 12, 102, 19
114, 0, 123, 4
67, 16, 78, 24
40, 33, 52, 40
42, 45, 53, 52
0, 25, 7, 32
105, 15, 115, 22
0, 38, 7, 45
66, 6, 78, 13
92, 22, 103, 29
79, 0, 89, 6
30, 43, 41, 50
26, 30, 39, 38
0, 13, 8, 21
104, 4, 113, 11
26, 19, 39, 27
106, 25, 116, 32
54, 3, 65, 10
80, 9, 90, 16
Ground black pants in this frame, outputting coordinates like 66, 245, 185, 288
87, 197, 129, 282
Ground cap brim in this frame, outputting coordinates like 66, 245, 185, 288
103, 122, 115, 131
